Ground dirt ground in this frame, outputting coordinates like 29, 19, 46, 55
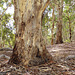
0, 42, 75, 75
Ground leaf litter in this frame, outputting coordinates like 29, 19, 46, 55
0, 42, 75, 75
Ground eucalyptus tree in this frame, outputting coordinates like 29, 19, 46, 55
62, 0, 75, 42
9, 0, 52, 66
55, 0, 63, 44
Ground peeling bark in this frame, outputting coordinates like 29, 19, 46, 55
9, 0, 52, 66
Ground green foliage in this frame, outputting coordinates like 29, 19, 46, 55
42, 0, 75, 44
64, 0, 72, 4
0, 0, 15, 48
62, 0, 75, 42
0, 0, 4, 7
1, 13, 15, 47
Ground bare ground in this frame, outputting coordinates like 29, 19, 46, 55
0, 42, 75, 75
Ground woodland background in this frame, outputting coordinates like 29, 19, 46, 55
0, 0, 75, 48
0, 0, 75, 75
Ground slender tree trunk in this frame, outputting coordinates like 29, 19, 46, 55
0, 18, 3, 48
56, 0, 63, 44
0, 18, 1, 47
68, 18, 72, 42
51, 7, 55, 45
9, 0, 52, 66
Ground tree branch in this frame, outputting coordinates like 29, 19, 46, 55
0, 3, 12, 19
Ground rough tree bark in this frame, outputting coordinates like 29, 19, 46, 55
9, 0, 52, 66
56, 0, 63, 44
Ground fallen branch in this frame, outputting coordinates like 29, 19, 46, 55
0, 48, 13, 51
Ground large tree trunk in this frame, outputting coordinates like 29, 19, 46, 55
56, 0, 63, 44
9, 0, 52, 66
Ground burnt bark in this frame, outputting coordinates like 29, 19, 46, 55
9, 0, 52, 66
